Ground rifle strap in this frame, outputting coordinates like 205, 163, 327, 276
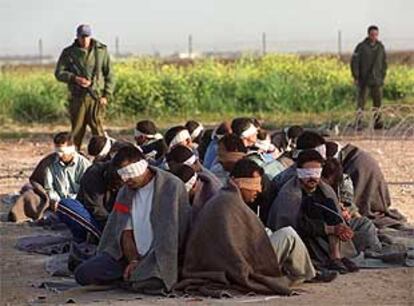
364, 44, 380, 84
92, 42, 100, 83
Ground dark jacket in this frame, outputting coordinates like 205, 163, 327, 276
55, 39, 114, 99
76, 161, 118, 224
351, 38, 387, 86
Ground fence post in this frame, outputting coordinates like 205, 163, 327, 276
262, 32, 267, 56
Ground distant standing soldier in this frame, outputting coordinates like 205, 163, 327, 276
55, 25, 114, 149
351, 25, 387, 130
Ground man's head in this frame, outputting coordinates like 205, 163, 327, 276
211, 121, 232, 140
321, 158, 343, 192
170, 164, 198, 198
88, 136, 112, 159
185, 120, 204, 144
367, 25, 379, 44
53, 132, 76, 164
287, 125, 304, 140
165, 145, 199, 172
296, 150, 325, 192
134, 120, 159, 146
164, 126, 193, 150
112, 145, 150, 189
231, 117, 258, 148
76, 24, 92, 49
325, 141, 340, 159
286, 125, 304, 150
254, 129, 276, 153
295, 131, 326, 160
230, 159, 263, 204
218, 134, 247, 172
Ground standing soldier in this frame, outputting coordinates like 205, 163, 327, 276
55, 24, 114, 150
351, 25, 387, 130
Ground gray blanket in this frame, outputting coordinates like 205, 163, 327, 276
340, 144, 406, 226
267, 177, 357, 262
15, 234, 72, 255
98, 167, 191, 293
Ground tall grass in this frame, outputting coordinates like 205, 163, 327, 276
1, 54, 413, 124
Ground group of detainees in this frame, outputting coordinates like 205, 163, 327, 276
8, 117, 409, 297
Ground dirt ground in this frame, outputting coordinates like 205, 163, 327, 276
0, 133, 413, 306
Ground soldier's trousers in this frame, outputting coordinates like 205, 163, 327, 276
356, 85, 384, 128
69, 94, 105, 149
357, 85, 382, 110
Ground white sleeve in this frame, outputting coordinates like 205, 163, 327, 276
124, 214, 133, 230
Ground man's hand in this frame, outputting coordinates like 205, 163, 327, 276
49, 200, 59, 212
74, 76, 91, 88
334, 224, 354, 241
99, 97, 108, 106
123, 260, 139, 281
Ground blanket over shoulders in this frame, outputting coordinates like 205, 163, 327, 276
267, 177, 357, 261
340, 144, 405, 225
174, 182, 292, 297
98, 167, 191, 292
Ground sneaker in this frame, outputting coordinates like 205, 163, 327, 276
325, 259, 348, 274
341, 257, 359, 273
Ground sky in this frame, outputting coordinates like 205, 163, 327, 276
1, 0, 413, 57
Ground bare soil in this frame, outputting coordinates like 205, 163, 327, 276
1, 134, 413, 306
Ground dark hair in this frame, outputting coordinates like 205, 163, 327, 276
231, 117, 254, 136
297, 150, 324, 168
170, 164, 195, 183
287, 125, 304, 140
230, 158, 264, 178
112, 145, 145, 168
325, 141, 339, 158
166, 145, 194, 164
185, 120, 201, 134
368, 25, 379, 34
252, 118, 261, 128
164, 126, 188, 147
296, 131, 325, 150
185, 120, 203, 143
136, 120, 157, 135
215, 121, 232, 136
257, 129, 268, 141
87, 136, 108, 156
53, 132, 73, 146
322, 158, 343, 191
219, 134, 247, 153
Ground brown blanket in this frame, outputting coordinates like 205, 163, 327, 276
174, 182, 292, 297
191, 171, 222, 223
340, 144, 406, 227
8, 153, 55, 222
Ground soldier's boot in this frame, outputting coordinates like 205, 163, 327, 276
372, 107, 384, 130
354, 108, 364, 131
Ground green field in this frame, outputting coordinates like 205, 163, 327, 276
1, 54, 413, 125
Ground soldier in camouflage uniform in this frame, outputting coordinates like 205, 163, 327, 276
55, 25, 114, 149
351, 25, 387, 130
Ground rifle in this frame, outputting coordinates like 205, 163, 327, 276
67, 55, 100, 101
